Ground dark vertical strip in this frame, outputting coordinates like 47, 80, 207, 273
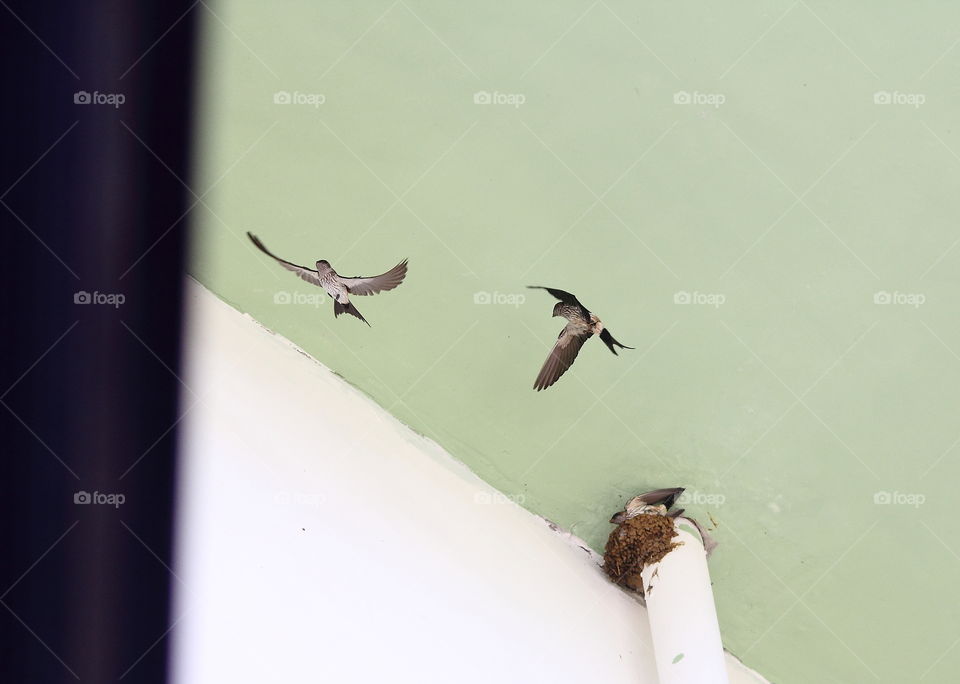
0, 2, 196, 682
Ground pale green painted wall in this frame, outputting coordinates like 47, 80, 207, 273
190, 2, 960, 681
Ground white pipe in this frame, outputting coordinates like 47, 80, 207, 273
640, 516, 728, 684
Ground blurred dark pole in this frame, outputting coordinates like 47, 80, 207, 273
1, 2, 196, 683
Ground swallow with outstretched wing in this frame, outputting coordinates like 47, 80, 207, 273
248, 232, 407, 326
527, 286, 633, 391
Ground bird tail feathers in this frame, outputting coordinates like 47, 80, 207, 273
599, 328, 633, 355
333, 299, 370, 326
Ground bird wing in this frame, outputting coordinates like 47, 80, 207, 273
528, 286, 592, 320
338, 259, 408, 296
533, 323, 590, 391
247, 232, 322, 287
527, 285, 582, 307
637, 487, 684, 509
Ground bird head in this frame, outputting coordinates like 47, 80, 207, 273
316, 260, 330, 269
552, 302, 564, 317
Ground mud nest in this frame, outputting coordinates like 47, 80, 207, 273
603, 514, 680, 594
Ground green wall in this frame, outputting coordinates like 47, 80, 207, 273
190, 2, 960, 681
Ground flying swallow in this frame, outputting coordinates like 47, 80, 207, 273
247, 232, 407, 326
527, 286, 633, 391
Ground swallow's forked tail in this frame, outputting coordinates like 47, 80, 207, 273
599, 328, 633, 355
333, 299, 370, 326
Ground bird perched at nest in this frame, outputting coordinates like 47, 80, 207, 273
247, 232, 407, 325
609, 487, 686, 523
527, 286, 633, 391
603, 487, 717, 595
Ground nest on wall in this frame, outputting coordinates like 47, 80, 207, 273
603, 513, 680, 595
